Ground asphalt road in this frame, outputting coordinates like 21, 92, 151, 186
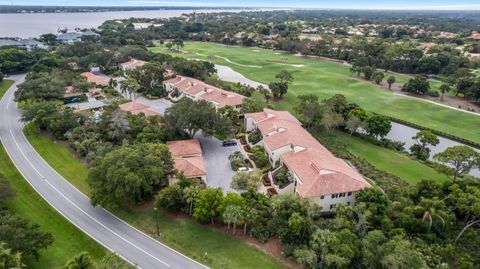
0, 74, 208, 269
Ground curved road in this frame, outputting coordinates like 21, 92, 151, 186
0, 74, 208, 269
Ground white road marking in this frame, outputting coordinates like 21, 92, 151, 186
9, 129, 170, 268
10, 129, 44, 178
2, 76, 208, 269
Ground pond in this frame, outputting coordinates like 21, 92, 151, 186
386, 122, 480, 177
214, 64, 269, 89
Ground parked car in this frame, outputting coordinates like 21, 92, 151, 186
222, 140, 237, 147
238, 167, 253, 173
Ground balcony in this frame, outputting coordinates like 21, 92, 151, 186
267, 166, 295, 195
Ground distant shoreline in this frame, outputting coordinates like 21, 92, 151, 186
0, 5, 260, 14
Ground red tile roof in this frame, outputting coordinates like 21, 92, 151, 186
167, 139, 202, 157
246, 108, 370, 197
120, 58, 146, 70
119, 101, 149, 112
163, 75, 245, 108
81, 72, 108, 86
167, 139, 206, 178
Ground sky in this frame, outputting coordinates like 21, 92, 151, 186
1, 0, 480, 10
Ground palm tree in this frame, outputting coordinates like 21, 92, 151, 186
119, 78, 140, 100
228, 151, 244, 163
62, 252, 97, 269
183, 185, 200, 216
223, 205, 244, 235
439, 84, 450, 101
420, 198, 447, 232
0, 243, 24, 269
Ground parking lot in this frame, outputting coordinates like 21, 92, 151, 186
195, 132, 240, 193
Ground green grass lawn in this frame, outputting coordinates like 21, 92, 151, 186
0, 79, 14, 96
0, 81, 106, 268
150, 42, 480, 144
334, 131, 451, 184
24, 130, 288, 269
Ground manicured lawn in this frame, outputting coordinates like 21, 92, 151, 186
0, 79, 14, 96
25, 126, 91, 195
25, 131, 288, 269
0, 81, 106, 268
150, 42, 480, 144
334, 131, 451, 184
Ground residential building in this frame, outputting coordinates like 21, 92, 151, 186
57, 31, 98, 44
81, 72, 108, 86
167, 139, 207, 183
119, 101, 161, 117
119, 58, 146, 71
245, 108, 371, 212
468, 31, 480, 40
162, 75, 245, 111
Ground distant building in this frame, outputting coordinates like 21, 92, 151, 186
437, 32, 456, 39
0, 38, 47, 50
119, 58, 147, 71
468, 31, 480, 40
57, 31, 98, 44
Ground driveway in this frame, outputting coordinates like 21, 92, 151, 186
195, 132, 240, 193
65, 98, 105, 111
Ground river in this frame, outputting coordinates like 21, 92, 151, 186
0, 9, 248, 38
386, 122, 480, 177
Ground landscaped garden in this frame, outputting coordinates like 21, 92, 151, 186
24, 129, 289, 269
150, 42, 480, 144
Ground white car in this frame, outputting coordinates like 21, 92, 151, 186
237, 167, 253, 173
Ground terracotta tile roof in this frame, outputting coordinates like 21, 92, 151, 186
119, 101, 149, 112
88, 88, 102, 95
81, 72, 108, 86
247, 108, 370, 197
282, 148, 370, 197
167, 139, 202, 157
131, 107, 161, 117
163, 75, 245, 108
245, 108, 301, 125
200, 88, 245, 108
172, 157, 207, 178
468, 31, 480, 40
120, 58, 146, 70
167, 139, 206, 178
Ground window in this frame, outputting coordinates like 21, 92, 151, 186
320, 195, 324, 199
330, 204, 336, 209
331, 193, 338, 199
348, 192, 352, 196
339, 192, 346, 198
